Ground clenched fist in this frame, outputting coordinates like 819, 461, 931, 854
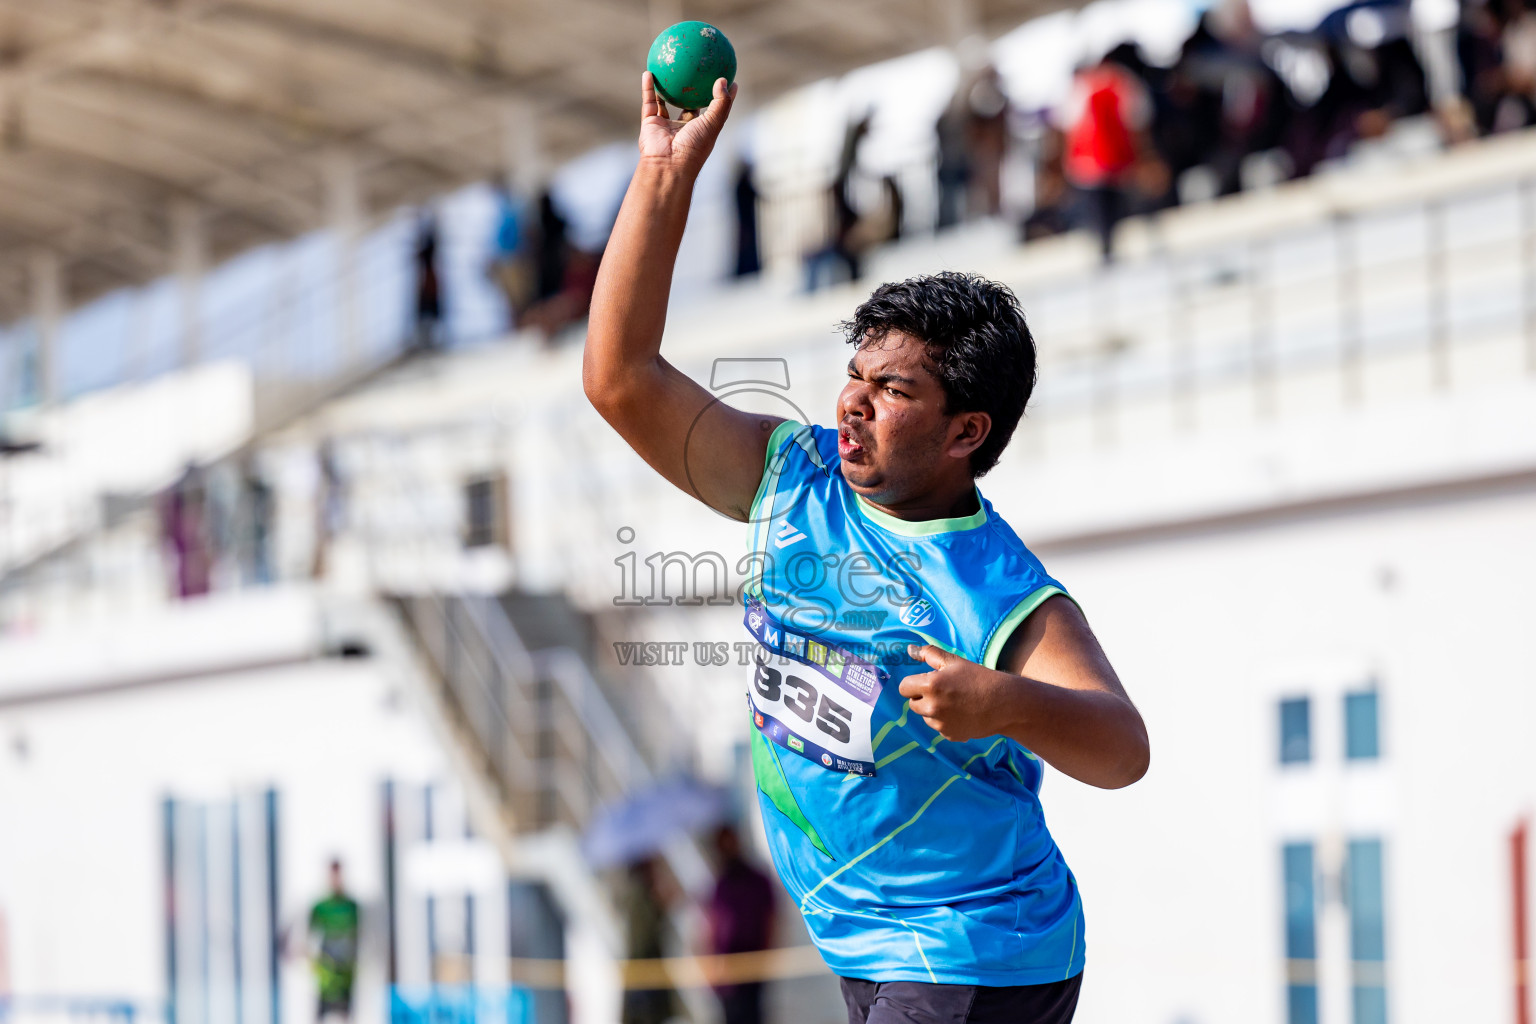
898, 643, 1017, 744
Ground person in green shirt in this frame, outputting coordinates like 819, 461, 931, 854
308, 859, 360, 1021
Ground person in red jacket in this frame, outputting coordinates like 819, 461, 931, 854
1060, 57, 1156, 262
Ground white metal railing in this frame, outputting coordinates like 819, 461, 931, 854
1021, 184, 1536, 425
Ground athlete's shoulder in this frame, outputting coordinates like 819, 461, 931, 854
978, 495, 1059, 589
752, 421, 839, 522
765, 420, 838, 475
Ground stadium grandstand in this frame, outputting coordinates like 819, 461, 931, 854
3, 2, 1536, 1024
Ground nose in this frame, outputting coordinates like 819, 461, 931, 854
840, 378, 874, 421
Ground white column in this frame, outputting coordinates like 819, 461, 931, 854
500, 99, 544, 197
322, 147, 363, 367
936, 0, 983, 65
29, 249, 61, 405
171, 200, 205, 369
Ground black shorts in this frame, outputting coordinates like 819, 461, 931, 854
839, 972, 1082, 1024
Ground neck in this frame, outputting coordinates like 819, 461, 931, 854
862, 478, 979, 522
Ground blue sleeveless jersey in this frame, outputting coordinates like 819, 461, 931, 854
742, 421, 1085, 986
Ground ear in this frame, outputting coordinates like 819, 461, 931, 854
945, 411, 991, 461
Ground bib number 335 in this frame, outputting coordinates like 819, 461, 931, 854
754, 659, 852, 742
750, 652, 876, 775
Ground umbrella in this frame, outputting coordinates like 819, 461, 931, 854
581, 777, 732, 869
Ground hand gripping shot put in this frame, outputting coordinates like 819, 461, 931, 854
583, 25, 1150, 1024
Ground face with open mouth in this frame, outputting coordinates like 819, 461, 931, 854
835, 330, 990, 510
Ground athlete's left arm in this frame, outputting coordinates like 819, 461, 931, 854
899, 595, 1149, 789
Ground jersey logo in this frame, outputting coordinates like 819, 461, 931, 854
897, 596, 935, 628
774, 521, 808, 547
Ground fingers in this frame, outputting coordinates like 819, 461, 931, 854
896, 680, 957, 739
693, 78, 737, 129
641, 71, 669, 121
906, 643, 952, 670
641, 72, 658, 119
897, 674, 930, 702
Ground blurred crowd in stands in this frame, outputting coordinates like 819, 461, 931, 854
808, 0, 1536, 271
1023, 0, 1441, 261
481, 184, 604, 344
449, 0, 1536, 326
158, 445, 335, 600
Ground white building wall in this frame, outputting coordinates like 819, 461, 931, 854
1041, 482, 1536, 1024
0, 588, 464, 1024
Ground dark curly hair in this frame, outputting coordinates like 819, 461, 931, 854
840, 271, 1036, 477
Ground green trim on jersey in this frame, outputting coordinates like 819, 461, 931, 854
748, 419, 802, 524
855, 491, 989, 536
751, 728, 833, 859
981, 585, 1068, 670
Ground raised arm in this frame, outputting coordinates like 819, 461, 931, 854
583, 73, 780, 521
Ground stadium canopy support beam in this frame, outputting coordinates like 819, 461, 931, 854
937, 0, 984, 65
323, 147, 364, 366
171, 200, 205, 370
501, 99, 545, 197
28, 249, 61, 405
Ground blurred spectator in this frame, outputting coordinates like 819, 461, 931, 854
707, 826, 774, 1024
308, 859, 359, 1022
1497, 0, 1536, 129
733, 160, 762, 278
1290, 3, 1430, 167
834, 113, 872, 242
1176, 3, 1292, 196
935, 65, 1012, 227
1126, 39, 1217, 208
1060, 54, 1157, 261
804, 115, 872, 290
622, 857, 677, 1024
162, 463, 211, 600
1282, 37, 1375, 177
534, 190, 570, 306
311, 440, 346, 579
803, 184, 866, 290
487, 182, 534, 330
836, 113, 872, 197
518, 190, 602, 343
412, 213, 443, 351
205, 460, 240, 591
878, 174, 905, 243
966, 66, 1011, 218
844, 174, 905, 255
1458, 0, 1510, 134
935, 91, 971, 230
240, 452, 274, 586
1021, 125, 1074, 241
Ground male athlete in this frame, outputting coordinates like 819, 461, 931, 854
585, 74, 1150, 1024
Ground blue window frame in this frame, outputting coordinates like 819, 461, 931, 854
1347, 838, 1388, 1024
1283, 842, 1318, 1024
1345, 691, 1380, 761
1280, 697, 1311, 765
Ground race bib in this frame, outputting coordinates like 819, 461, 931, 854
744, 598, 883, 775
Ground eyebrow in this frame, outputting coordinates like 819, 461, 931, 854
847, 359, 920, 388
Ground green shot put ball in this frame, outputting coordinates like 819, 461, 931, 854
647, 21, 736, 111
